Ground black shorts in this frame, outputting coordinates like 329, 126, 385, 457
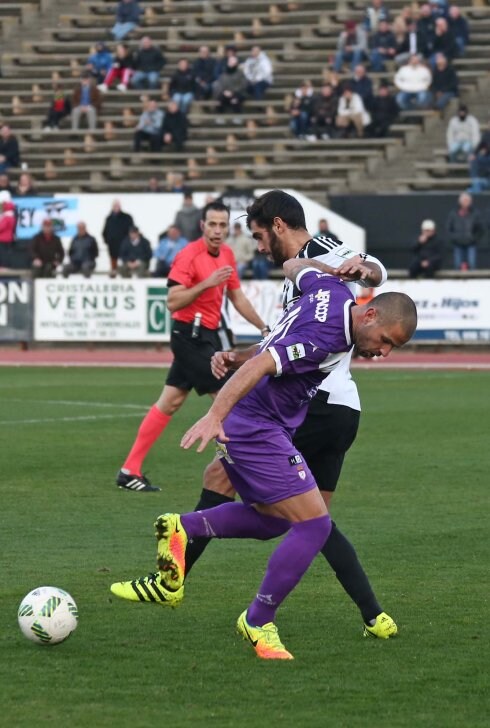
292, 392, 361, 492
166, 321, 227, 396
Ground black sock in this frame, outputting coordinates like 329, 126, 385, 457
184, 488, 235, 576
321, 521, 382, 624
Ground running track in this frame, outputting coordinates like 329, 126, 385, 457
0, 347, 489, 370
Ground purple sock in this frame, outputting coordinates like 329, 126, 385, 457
247, 514, 332, 627
181, 502, 289, 540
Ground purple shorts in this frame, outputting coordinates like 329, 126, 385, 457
216, 411, 317, 505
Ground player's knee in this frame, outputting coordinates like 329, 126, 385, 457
203, 459, 236, 497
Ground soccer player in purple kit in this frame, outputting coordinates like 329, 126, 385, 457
111, 257, 417, 660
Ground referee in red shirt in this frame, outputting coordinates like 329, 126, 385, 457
116, 200, 269, 492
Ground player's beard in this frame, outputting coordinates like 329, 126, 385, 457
268, 228, 287, 265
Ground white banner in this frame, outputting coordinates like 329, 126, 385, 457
34, 279, 171, 342
33, 277, 490, 343
377, 279, 490, 342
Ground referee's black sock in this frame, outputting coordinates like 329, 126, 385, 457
321, 521, 382, 624
184, 488, 235, 576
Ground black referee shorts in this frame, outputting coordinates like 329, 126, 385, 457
292, 393, 360, 492
166, 321, 227, 396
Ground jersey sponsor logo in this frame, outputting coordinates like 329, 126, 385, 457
288, 454, 303, 466
313, 289, 331, 322
286, 343, 305, 361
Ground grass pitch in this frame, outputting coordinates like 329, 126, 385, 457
0, 366, 488, 727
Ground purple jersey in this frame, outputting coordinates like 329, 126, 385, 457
231, 268, 354, 433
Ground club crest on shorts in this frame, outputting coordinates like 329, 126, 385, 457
298, 470, 306, 480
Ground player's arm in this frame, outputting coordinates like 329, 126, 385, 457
332, 255, 386, 287
181, 351, 275, 452
227, 287, 268, 333
166, 266, 234, 312
283, 257, 337, 283
211, 344, 259, 379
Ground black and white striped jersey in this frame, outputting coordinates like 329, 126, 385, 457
282, 234, 387, 410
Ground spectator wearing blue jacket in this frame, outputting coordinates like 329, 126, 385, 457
153, 225, 187, 277
112, 0, 141, 41
448, 5, 469, 56
86, 42, 113, 84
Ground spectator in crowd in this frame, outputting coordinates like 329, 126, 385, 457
335, 84, 371, 138
214, 43, 240, 79
31, 219, 64, 278
153, 224, 187, 277
71, 74, 102, 131
192, 45, 216, 100
242, 45, 273, 100
227, 221, 256, 278
169, 58, 195, 114
369, 19, 397, 71
131, 36, 166, 90
251, 249, 273, 279
448, 5, 469, 56
289, 79, 315, 139
118, 225, 152, 277
102, 199, 134, 275
162, 100, 188, 151
42, 84, 71, 131
309, 83, 338, 139
315, 218, 331, 237
15, 172, 37, 197
417, 3, 437, 51
467, 139, 490, 194
429, 0, 449, 19
173, 190, 201, 241
394, 54, 432, 110
367, 81, 399, 137
0, 125, 20, 172
446, 192, 484, 270
430, 52, 458, 111
133, 99, 164, 152
0, 193, 16, 268
147, 176, 162, 192
98, 43, 133, 93
213, 56, 248, 117
62, 221, 98, 278
446, 104, 480, 162
363, 0, 391, 32
395, 19, 428, 66
408, 219, 443, 278
426, 17, 458, 66
0, 173, 14, 195
86, 42, 113, 84
112, 0, 141, 41
350, 64, 374, 111
165, 171, 185, 192
333, 20, 368, 72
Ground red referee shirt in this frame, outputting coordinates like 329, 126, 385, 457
168, 237, 240, 330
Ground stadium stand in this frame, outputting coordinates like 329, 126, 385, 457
0, 0, 489, 199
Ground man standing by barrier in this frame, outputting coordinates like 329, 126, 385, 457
115, 200, 269, 492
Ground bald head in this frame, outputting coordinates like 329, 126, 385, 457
352, 292, 417, 358
370, 292, 418, 338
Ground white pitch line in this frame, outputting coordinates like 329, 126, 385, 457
2, 398, 147, 409
0, 412, 146, 425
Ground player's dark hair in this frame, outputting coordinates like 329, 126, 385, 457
372, 292, 418, 338
201, 200, 230, 221
246, 189, 307, 231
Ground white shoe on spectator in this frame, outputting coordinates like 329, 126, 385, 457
43, 126, 52, 132
97, 83, 108, 93
305, 134, 317, 142
117, 83, 127, 92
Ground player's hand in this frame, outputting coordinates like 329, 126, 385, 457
205, 266, 234, 288
333, 256, 371, 282
211, 350, 237, 379
181, 413, 228, 453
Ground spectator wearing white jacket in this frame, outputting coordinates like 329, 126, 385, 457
394, 54, 432, 110
446, 104, 480, 162
336, 84, 371, 137
243, 45, 273, 100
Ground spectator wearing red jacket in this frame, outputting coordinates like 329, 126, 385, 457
0, 193, 16, 268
